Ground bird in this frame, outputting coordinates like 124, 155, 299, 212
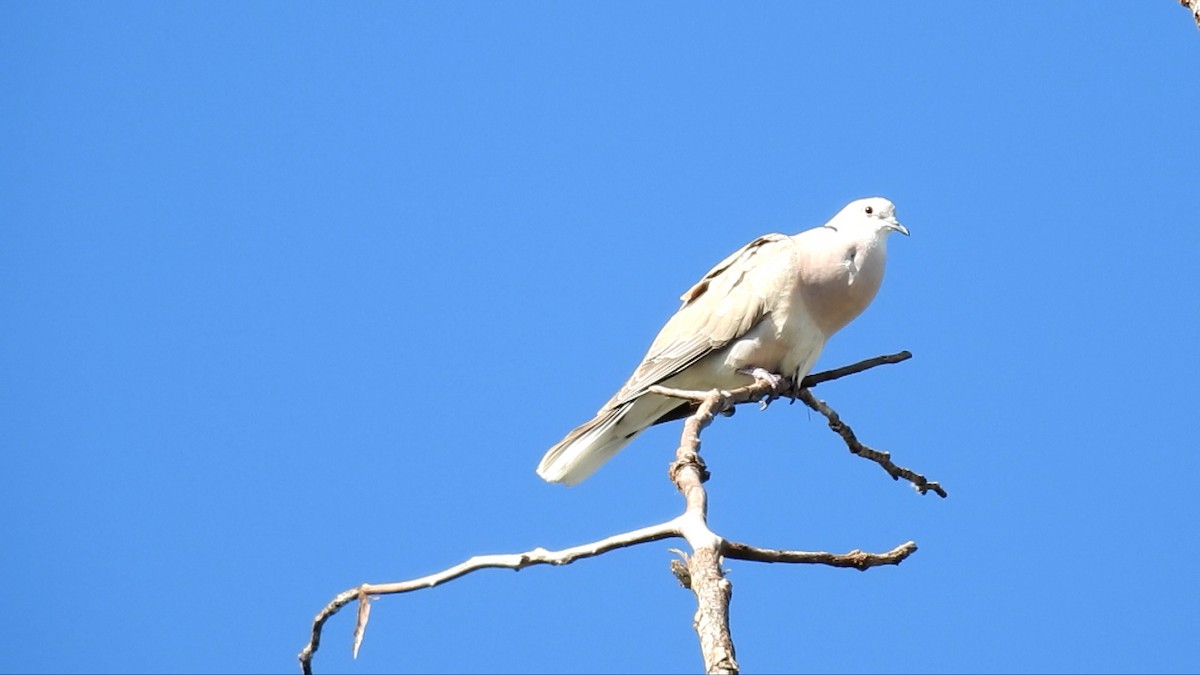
537, 197, 908, 485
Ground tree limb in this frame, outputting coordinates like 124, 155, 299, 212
724, 540, 918, 570
298, 351, 936, 674
665, 386, 738, 674
796, 389, 947, 498
298, 520, 681, 675
649, 350, 945, 498
799, 350, 912, 388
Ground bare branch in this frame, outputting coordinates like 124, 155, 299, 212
650, 351, 912, 412
663, 386, 739, 674
724, 540, 918, 570
648, 351, 943, 498
300, 588, 360, 675
300, 352, 933, 674
800, 350, 912, 388
298, 520, 680, 674
796, 389, 947, 498
687, 546, 738, 675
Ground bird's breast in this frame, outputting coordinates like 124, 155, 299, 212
797, 240, 887, 337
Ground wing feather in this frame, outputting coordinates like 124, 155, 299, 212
604, 233, 793, 408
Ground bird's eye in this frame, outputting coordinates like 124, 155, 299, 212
864, 206, 874, 215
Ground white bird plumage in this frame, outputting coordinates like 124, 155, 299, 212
537, 197, 909, 485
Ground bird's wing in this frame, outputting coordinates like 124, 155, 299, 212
605, 233, 795, 408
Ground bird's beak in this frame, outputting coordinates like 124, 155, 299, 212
886, 218, 909, 236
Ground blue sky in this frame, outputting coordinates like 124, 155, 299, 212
3, 3, 1199, 673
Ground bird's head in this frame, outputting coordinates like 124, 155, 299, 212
827, 197, 909, 238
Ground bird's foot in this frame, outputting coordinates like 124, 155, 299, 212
739, 367, 785, 410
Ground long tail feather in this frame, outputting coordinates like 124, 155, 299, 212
537, 406, 637, 486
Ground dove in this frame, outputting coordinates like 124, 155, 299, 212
538, 197, 908, 485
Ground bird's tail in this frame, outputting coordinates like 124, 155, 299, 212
537, 405, 638, 486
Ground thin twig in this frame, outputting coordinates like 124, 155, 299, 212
723, 540, 918, 570
796, 390, 947, 498
800, 351, 912, 388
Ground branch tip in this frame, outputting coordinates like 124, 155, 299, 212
723, 540, 917, 570
796, 388, 946, 498
352, 591, 371, 659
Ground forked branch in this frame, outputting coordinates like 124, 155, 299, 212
298, 351, 937, 675
797, 389, 947, 497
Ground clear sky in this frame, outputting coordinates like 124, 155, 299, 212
3, 3, 1199, 674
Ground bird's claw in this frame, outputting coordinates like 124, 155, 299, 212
740, 367, 785, 410
741, 366, 784, 389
